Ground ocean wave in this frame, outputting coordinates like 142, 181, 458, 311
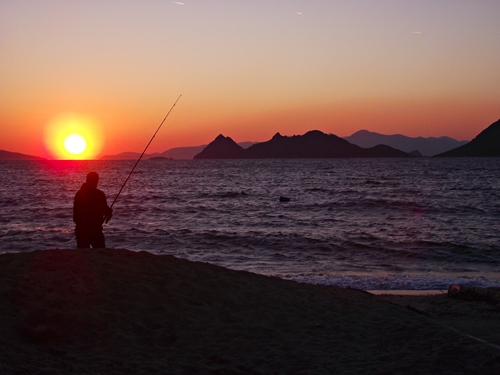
287, 274, 500, 291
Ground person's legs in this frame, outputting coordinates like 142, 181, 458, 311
75, 226, 91, 248
90, 230, 106, 248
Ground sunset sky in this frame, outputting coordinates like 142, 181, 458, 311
1, 0, 500, 159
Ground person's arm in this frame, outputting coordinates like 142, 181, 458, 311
102, 193, 113, 223
104, 206, 113, 223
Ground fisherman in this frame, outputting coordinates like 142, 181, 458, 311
73, 171, 113, 248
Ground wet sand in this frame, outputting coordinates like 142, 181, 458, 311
1, 248, 499, 374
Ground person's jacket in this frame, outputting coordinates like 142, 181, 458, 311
73, 183, 111, 229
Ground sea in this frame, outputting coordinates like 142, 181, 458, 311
1, 158, 499, 292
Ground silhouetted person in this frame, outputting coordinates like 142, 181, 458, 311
73, 171, 112, 248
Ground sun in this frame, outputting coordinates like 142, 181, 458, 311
44, 112, 104, 159
64, 134, 87, 155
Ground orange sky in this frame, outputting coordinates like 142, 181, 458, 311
1, 1, 499, 159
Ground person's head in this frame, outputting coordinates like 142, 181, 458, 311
86, 171, 99, 188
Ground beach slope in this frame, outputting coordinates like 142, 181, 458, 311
1, 248, 499, 374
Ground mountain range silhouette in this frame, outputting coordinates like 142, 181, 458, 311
194, 120, 499, 159
194, 130, 413, 159
1, 120, 498, 160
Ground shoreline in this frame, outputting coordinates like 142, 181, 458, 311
2, 250, 498, 293
1, 248, 500, 374
368, 289, 446, 296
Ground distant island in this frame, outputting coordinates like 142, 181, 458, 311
0, 150, 46, 161
148, 156, 173, 161
343, 131, 467, 157
435, 119, 500, 157
194, 130, 414, 159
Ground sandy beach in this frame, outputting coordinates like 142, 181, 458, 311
1, 249, 499, 375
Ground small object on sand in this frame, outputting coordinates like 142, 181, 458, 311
448, 284, 500, 303
279, 196, 291, 202
448, 284, 479, 300
448, 284, 461, 295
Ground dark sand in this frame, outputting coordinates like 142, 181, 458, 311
1, 249, 499, 374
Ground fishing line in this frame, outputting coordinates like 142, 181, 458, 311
108, 94, 182, 214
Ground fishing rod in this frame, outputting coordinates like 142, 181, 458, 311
107, 94, 182, 217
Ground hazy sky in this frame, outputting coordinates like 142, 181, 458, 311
1, 0, 499, 158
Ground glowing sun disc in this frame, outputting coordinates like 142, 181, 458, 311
64, 134, 87, 155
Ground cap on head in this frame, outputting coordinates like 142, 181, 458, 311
86, 171, 99, 187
